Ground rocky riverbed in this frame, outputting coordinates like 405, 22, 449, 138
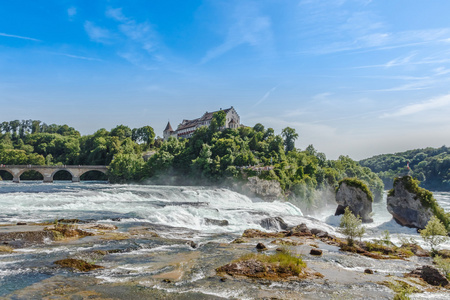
1, 220, 449, 300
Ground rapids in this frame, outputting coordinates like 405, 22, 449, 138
0, 181, 449, 298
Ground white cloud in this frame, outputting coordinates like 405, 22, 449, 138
67, 7, 77, 18
201, 3, 273, 63
381, 93, 450, 118
0, 32, 40, 42
84, 21, 112, 43
106, 7, 127, 22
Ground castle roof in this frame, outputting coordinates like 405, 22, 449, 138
164, 121, 174, 132
176, 107, 234, 131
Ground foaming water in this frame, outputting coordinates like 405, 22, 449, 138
0, 182, 302, 235
1, 182, 450, 298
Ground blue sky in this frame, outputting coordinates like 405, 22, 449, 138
1, 0, 450, 160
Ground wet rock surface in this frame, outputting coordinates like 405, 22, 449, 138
407, 265, 449, 286
387, 176, 435, 229
335, 182, 373, 223
1, 221, 449, 299
243, 176, 283, 199
260, 216, 288, 231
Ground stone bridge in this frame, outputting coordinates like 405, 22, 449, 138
0, 165, 108, 183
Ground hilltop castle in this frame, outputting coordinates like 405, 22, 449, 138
163, 107, 240, 140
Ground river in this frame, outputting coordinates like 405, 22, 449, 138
0, 181, 449, 299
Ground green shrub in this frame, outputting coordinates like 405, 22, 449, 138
420, 216, 449, 255
434, 255, 450, 280
339, 207, 365, 246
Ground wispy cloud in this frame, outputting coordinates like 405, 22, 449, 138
105, 7, 127, 22
201, 2, 273, 64
104, 7, 161, 67
253, 85, 278, 107
84, 21, 112, 43
381, 93, 450, 118
50, 52, 102, 61
0, 32, 40, 42
67, 7, 77, 19
368, 82, 431, 92
313, 92, 332, 100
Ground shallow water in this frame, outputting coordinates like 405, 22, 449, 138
0, 181, 449, 298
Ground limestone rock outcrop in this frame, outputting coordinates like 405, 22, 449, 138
335, 180, 373, 223
244, 176, 283, 200
387, 176, 435, 229
260, 217, 288, 231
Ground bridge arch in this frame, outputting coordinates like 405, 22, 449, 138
79, 169, 108, 181
0, 169, 13, 181
0, 165, 109, 183
17, 169, 45, 180
19, 170, 44, 181
52, 169, 75, 181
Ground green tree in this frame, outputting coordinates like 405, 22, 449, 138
339, 207, 365, 246
281, 127, 298, 152
110, 125, 132, 140
132, 126, 155, 149
108, 152, 144, 182
210, 111, 226, 132
420, 216, 449, 255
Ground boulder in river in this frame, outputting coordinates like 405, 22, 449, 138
335, 178, 373, 223
407, 265, 449, 286
386, 176, 448, 229
260, 217, 288, 231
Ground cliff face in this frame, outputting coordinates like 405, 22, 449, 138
387, 176, 434, 229
243, 176, 283, 200
335, 182, 373, 223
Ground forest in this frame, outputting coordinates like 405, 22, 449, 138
0, 114, 384, 210
359, 146, 450, 191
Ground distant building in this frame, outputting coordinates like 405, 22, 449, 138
163, 107, 240, 140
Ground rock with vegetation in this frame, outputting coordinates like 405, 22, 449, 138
407, 265, 449, 286
216, 249, 309, 280
387, 176, 450, 230
244, 176, 283, 200
54, 258, 103, 272
335, 178, 373, 223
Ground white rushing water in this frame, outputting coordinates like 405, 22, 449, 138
1, 181, 450, 299
0, 181, 304, 235
0, 181, 449, 248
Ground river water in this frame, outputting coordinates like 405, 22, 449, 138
0, 181, 449, 298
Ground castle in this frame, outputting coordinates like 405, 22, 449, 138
163, 107, 240, 140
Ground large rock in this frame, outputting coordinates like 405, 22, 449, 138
260, 217, 288, 231
244, 176, 283, 200
407, 265, 449, 286
335, 180, 373, 223
387, 176, 435, 229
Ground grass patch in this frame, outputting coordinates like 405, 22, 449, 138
217, 248, 307, 279
54, 258, 103, 272
0, 246, 14, 254
45, 223, 94, 241
382, 279, 420, 300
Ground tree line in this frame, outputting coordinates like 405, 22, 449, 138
359, 146, 450, 191
0, 114, 384, 211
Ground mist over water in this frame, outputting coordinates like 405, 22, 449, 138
0, 181, 448, 247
